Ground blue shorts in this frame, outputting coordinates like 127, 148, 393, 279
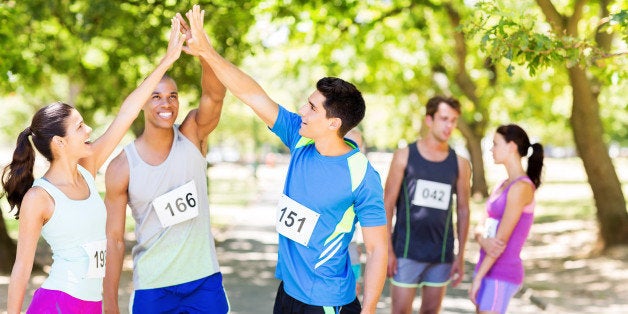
390, 258, 452, 288
476, 277, 520, 314
131, 272, 229, 314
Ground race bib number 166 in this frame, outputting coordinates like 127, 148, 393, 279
152, 180, 199, 228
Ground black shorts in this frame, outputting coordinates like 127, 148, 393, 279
273, 282, 361, 314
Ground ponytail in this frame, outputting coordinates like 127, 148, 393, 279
1, 128, 36, 219
496, 124, 544, 188
1, 102, 74, 219
527, 143, 544, 188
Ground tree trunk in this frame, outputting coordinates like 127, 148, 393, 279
568, 66, 628, 249
0, 210, 17, 274
458, 120, 488, 198
446, 3, 489, 198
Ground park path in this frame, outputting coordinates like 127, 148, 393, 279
2, 159, 627, 313
206, 163, 542, 313
211, 202, 542, 313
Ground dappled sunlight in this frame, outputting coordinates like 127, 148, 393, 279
1, 159, 626, 312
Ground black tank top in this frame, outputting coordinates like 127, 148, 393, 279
392, 142, 458, 263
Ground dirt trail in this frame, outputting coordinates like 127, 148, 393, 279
1, 161, 626, 313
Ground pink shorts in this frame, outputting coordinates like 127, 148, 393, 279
27, 288, 102, 314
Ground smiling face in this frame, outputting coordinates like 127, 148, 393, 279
56, 108, 93, 159
297, 90, 337, 139
426, 102, 459, 143
144, 77, 179, 129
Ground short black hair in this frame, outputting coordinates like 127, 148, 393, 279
316, 77, 365, 137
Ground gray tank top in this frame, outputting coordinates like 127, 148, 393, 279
124, 126, 219, 289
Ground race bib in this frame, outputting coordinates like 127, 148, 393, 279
82, 239, 106, 278
484, 217, 499, 238
276, 194, 320, 247
152, 180, 199, 228
411, 179, 452, 210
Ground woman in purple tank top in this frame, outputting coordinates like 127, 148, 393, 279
469, 124, 544, 314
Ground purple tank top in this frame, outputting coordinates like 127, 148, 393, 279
475, 176, 535, 284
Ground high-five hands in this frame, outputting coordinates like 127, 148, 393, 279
163, 16, 186, 64
174, 5, 213, 57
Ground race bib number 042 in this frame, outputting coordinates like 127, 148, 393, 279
412, 179, 452, 210
276, 194, 320, 247
152, 180, 199, 228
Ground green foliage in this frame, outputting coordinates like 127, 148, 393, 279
608, 10, 628, 43
0, 0, 258, 137
466, 2, 628, 77
464, 1, 628, 145
1, 0, 626, 148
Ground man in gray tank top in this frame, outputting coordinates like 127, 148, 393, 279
384, 96, 471, 314
103, 14, 229, 314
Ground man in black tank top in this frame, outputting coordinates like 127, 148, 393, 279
384, 96, 471, 314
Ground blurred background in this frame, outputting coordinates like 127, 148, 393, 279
1, 0, 627, 312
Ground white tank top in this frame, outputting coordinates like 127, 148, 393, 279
124, 126, 219, 289
34, 165, 106, 301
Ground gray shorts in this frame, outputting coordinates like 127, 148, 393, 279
390, 258, 452, 288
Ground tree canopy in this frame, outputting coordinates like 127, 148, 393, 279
0, 1, 627, 273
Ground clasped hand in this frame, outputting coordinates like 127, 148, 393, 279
480, 236, 506, 258
172, 5, 213, 57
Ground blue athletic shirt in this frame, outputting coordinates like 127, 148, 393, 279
271, 105, 386, 306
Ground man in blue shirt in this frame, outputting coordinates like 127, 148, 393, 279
182, 5, 388, 313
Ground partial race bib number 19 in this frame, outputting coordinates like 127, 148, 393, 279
152, 180, 199, 228
82, 239, 107, 279
276, 194, 320, 247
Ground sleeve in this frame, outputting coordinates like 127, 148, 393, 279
354, 165, 387, 227
270, 105, 303, 150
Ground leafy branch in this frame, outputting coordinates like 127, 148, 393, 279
464, 2, 627, 76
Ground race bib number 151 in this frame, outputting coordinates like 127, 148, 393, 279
276, 194, 320, 247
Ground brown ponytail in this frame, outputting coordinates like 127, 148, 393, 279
1, 102, 73, 218
2, 128, 36, 218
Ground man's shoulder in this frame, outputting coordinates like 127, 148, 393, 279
106, 149, 130, 174
390, 145, 410, 167
455, 154, 471, 173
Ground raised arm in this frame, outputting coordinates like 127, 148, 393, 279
80, 18, 185, 175
176, 13, 226, 145
103, 153, 130, 314
182, 5, 279, 128
382, 147, 408, 277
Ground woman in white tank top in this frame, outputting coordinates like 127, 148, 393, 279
1, 19, 186, 314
